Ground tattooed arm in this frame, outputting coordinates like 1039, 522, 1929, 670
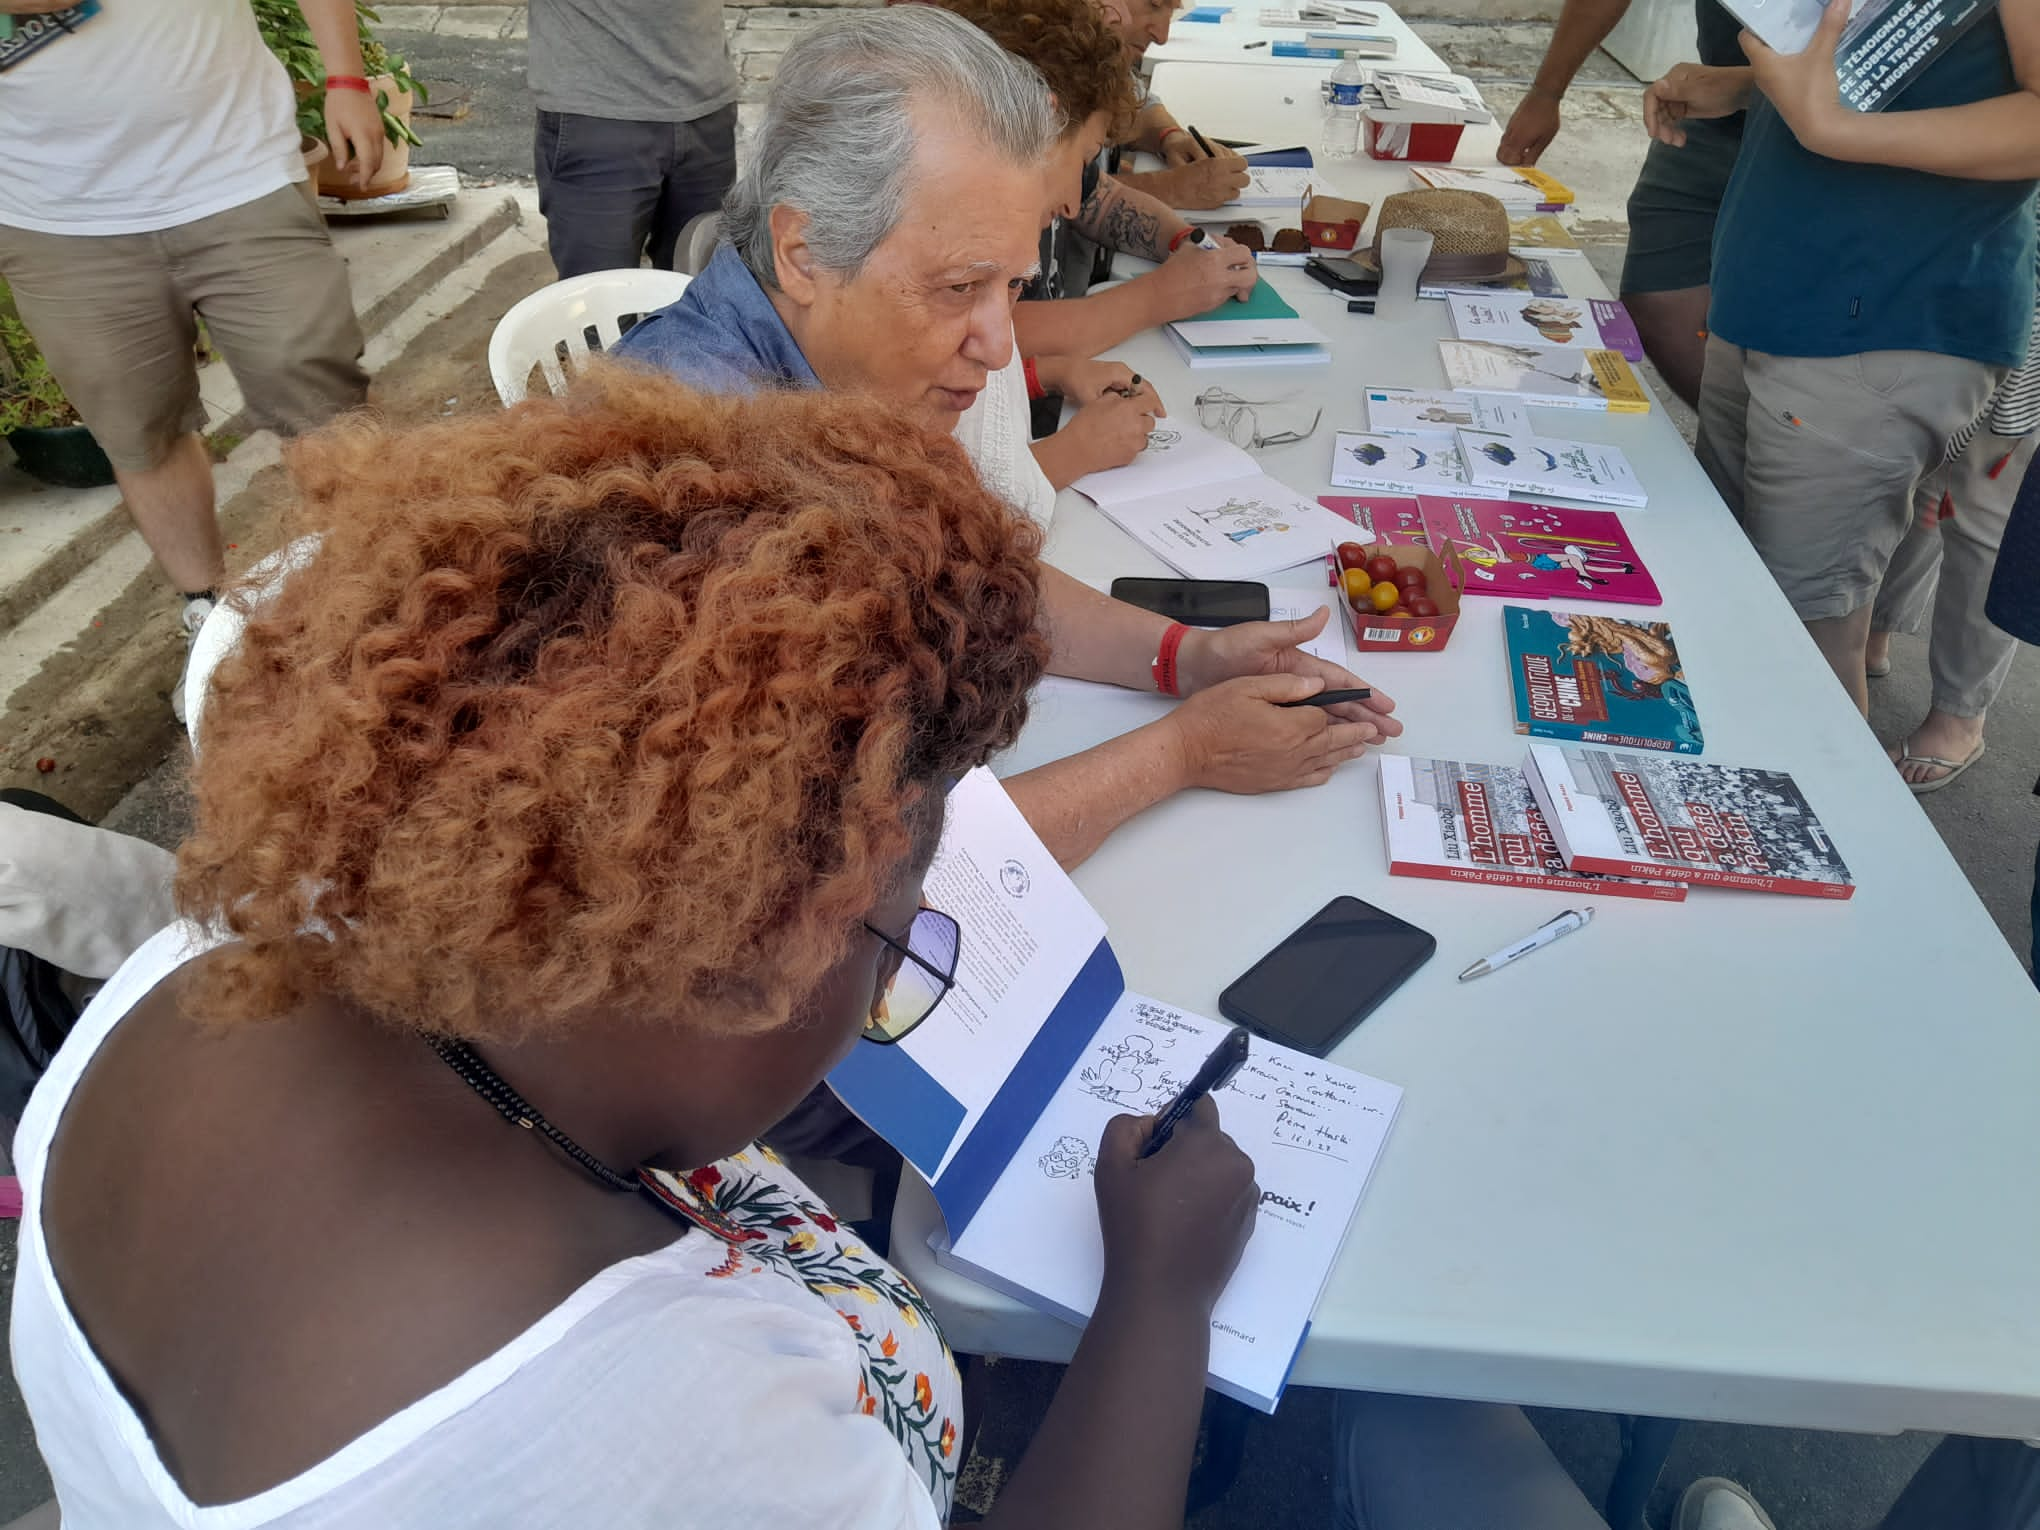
1072, 174, 1190, 263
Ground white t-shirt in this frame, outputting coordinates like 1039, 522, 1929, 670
0, 0, 304, 235
11, 923, 964, 1528
952, 337, 1058, 529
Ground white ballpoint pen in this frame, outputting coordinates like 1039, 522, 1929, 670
1457, 907, 1594, 982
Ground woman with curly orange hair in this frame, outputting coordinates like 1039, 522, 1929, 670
10, 375, 1256, 1528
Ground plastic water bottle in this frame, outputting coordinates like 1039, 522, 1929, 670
1322, 55, 1365, 160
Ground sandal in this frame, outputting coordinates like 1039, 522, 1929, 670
1894, 734, 1986, 794
1866, 656, 1892, 679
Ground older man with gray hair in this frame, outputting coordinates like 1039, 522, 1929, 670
616, 5, 1402, 870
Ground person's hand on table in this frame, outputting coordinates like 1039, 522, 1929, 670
1167, 672, 1381, 793
1498, 87, 1562, 166
1054, 388, 1165, 475
1643, 60, 1757, 147
1181, 609, 1403, 739
1151, 238, 1258, 318
1095, 1098, 1257, 1314
1738, 0, 1854, 156
1156, 150, 1251, 210
322, 86, 388, 192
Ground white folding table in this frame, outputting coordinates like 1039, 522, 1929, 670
890, 67, 2040, 1527
1145, 1, 1453, 75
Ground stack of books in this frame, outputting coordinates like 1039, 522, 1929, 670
1168, 277, 1330, 368
1411, 164, 1574, 210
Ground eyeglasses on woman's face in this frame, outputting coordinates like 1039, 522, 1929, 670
860, 906, 962, 1045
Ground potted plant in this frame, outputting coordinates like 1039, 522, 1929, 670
252, 0, 425, 199
0, 299, 114, 490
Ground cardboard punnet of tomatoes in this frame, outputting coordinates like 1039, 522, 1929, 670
1331, 539, 1465, 653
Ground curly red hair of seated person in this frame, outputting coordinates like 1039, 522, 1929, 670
175, 367, 1048, 1040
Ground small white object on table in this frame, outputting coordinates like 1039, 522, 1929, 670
889, 78, 2040, 1443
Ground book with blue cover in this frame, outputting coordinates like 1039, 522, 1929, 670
829, 767, 1404, 1413
1504, 606, 1703, 755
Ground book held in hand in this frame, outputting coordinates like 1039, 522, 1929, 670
1439, 340, 1652, 414
1523, 743, 1855, 898
1379, 754, 1687, 901
828, 768, 1405, 1412
1505, 606, 1701, 753
1457, 429, 1647, 509
1717, 0, 1998, 111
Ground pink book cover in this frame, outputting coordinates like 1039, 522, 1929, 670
1414, 495, 1661, 606
1320, 494, 1430, 545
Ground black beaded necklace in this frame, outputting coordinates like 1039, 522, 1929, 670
425, 1035, 643, 1193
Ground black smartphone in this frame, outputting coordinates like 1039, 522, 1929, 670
1305, 256, 1381, 297
1109, 577, 1271, 628
1218, 895, 1435, 1056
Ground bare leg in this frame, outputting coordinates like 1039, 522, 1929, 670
1806, 604, 1875, 716
113, 433, 223, 596
1866, 629, 1894, 672
1619, 286, 1711, 410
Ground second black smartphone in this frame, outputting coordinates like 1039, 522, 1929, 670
1218, 895, 1436, 1056
1109, 577, 1271, 628
1305, 255, 1381, 298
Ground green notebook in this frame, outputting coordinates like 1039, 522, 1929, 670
1181, 278, 1299, 327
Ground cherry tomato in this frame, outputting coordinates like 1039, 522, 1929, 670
1369, 580, 1401, 613
1364, 553, 1400, 585
1387, 608, 1411, 619
1394, 566, 1429, 595
1408, 595, 1440, 618
1342, 568, 1371, 602
1337, 541, 1371, 571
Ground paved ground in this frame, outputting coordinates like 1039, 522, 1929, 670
0, 12, 2030, 1529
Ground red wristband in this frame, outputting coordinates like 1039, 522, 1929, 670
324, 75, 374, 94
1023, 358, 1044, 400
1152, 622, 1189, 698
1168, 226, 1200, 254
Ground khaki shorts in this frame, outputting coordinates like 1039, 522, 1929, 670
1695, 338, 2004, 621
0, 186, 367, 473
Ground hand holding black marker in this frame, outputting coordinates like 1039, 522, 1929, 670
1139, 1025, 1251, 1158
1277, 687, 1371, 709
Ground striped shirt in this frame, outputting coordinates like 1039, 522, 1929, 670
1948, 201, 2040, 460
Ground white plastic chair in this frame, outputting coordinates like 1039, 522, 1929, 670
674, 211, 722, 276
487, 268, 692, 405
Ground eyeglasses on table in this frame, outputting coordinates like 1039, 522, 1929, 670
1195, 388, 1325, 451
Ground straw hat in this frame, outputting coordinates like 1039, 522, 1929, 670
1353, 189, 1526, 284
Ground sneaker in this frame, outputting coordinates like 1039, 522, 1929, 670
172, 594, 216, 727
1674, 1477, 1780, 1530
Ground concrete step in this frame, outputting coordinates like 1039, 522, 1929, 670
0, 187, 545, 818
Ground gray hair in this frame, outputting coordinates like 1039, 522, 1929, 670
722, 7, 1058, 290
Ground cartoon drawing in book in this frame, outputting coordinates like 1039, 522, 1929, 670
1079, 1032, 1177, 1109
1352, 442, 1390, 467
1186, 496, 1294, 544
1475, 438, 1518, 469
1147, 426, 1184, 450
1037, 1135, 1097, 1180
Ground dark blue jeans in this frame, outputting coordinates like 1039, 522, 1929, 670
533, 105, 738, 278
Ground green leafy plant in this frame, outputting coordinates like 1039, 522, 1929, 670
0, 314, 82, 434
250, 0, 427, 148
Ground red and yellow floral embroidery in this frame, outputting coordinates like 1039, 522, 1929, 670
644, 1153, 960, 1509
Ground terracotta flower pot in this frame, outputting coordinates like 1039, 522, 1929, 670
297, 134, 329, 212
5, 424, 116, 489
315, 74, 414, 200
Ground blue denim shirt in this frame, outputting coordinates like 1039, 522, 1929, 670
610, 244, 821, 394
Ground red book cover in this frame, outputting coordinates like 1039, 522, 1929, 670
1523, 744, 1855, 899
